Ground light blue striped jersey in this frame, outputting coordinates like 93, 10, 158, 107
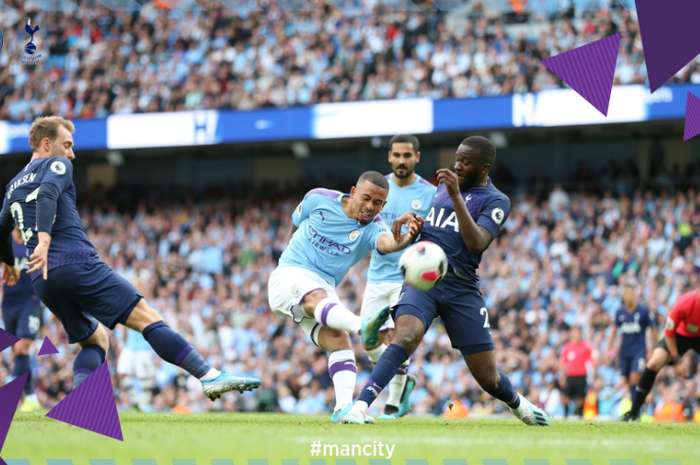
278, 188, 390, 287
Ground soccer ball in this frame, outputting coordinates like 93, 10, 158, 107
399, 241, 448, 291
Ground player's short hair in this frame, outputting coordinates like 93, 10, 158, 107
389, 134, 420, 152
29, 116, 75, 152
460, 135, 496, 166
358, 171, 389, 190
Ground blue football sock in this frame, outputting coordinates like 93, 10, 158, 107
14, 354, 33, 395
486, 370, 520, 408
358, 344, 408, 406
74, 345, 106, 388
142, 321, 211, 379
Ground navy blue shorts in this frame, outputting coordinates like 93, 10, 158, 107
393, 276, 494, 356
33, 262, 142, 344
2, 303, 42, 340
619, 350, 646, 378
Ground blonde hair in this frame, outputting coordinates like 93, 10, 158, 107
29, 116, 75, 152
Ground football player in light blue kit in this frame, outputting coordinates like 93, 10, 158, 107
268, 171, 424, 423
363, 135, 436, 420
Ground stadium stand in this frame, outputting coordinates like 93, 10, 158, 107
1, 2, 700, 120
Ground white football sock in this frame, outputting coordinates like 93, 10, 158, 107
199, 368, 221, 381
314, 298, 361, 333
353, 400, 369, 413
365, 344, 386, 363
329, 349, 357, 411
386, 360, 410, 407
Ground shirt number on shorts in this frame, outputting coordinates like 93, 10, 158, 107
480, 307, 490, 328
28, 316, 41, 334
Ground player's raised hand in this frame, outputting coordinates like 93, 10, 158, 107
392, 212, 423, 241
408, 214, 424, 239
1, 263, 20, 286
28, 241, 50, 280
436, 169, 461, 198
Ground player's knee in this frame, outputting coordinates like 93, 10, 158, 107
647, 349, 668, 371
80, 325, 110, 352
126, 299, 163, 332
302, 289, 328, 314
13, 339, 32, 355
475, 371, 499, 393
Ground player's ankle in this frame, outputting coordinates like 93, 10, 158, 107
383, 404, 398, 415
353, 401, 369, 413
200, 368, 221, 381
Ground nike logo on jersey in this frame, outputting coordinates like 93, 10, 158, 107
465, 194, 472, 204
320, 211, 326, 222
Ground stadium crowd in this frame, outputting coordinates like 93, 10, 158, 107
1, 1, 700, 120
2, 159, 699, 422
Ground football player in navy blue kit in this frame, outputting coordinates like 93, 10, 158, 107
2, 227, 42, 411
0, 116, 259, 400
342, 136, 551, 426
606, 281, 656, 400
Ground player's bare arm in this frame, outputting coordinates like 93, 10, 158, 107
377, 213, 423, 254
436, 168, 492, 254
606, 325, 618, 360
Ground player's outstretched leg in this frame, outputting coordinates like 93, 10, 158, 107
623, 348, 668, 421
127, 300, 260, 401
342, 314, 424, 425
465, 351, 551, 426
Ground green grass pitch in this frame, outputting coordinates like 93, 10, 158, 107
5, 413, 700, 465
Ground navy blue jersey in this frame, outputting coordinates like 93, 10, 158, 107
420, 178, 510, 282
0, 157, 98, 280
2, 239, 40, 310
615, 305, 652, 355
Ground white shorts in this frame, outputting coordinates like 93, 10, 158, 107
267, 266, 340, 345
361, 282, 402, 331
117, 348, 156, 379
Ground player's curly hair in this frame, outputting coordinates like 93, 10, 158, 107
358, 170, 389, 190
389, 134, 419, 152
29, 116, 75, 152
461, 135, 496, 166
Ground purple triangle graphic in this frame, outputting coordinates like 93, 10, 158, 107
0, 373, 30, 456
542, 33, 621, 116
0, 329, 20, 353
38, 336, 59, 356
636, 0, 700, 93
684, 92, 700, 141
46, 362, 123, 441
